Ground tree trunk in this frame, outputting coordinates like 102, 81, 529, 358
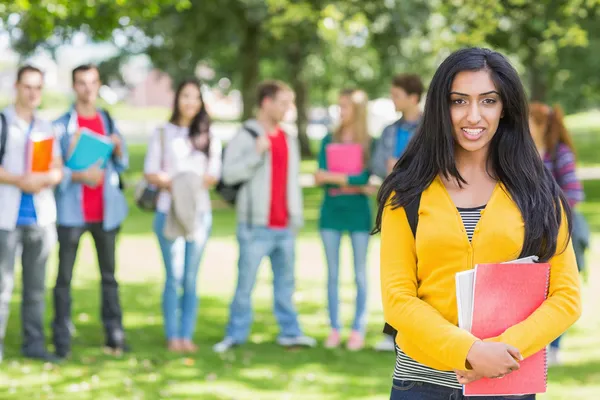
287, 49, 312, 158
240, 22, 261, 121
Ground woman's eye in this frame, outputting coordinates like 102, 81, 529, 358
482, 98, 497, 104
451, 99, 466, 105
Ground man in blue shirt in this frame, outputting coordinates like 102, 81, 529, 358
371, 74, 424, 180
371, 73, 424, 352
52, 64, 129, 359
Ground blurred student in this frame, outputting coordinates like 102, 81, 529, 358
529, 102, 589, 366
372, 74, 424, 352
213, 80, 316, 353
314, 89, 373, 351
144, 79, 221, 353
52, 64, 129, 359
0, 66, 63, 362
371, 74, 424, 180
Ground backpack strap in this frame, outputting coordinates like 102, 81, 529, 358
102, 108, 115, 135
241, 124, 259, 228
0, 113, 7, 166
101, 108, 125, 189
382, 192, 422, 341
243, 125, 259, 139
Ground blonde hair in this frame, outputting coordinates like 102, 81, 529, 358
334, 88, 371, 160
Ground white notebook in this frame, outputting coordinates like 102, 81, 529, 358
455, 255, 539, 331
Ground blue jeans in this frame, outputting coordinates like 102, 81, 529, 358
153, 212, 212, 340
225, 225, 302, 343
320, 229, 369, 333
390, 380, 536, 400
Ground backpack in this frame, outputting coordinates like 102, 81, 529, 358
382, 193, 422, 341
101, 108, 125, 190
0, 113, 6, 166
215, 125, 259, 205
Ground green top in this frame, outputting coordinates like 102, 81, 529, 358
318, 134, 373, 232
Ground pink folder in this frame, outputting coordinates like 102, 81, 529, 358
326, 143, 363, 174
325, 143, 364, 195
465, 262, 549, 396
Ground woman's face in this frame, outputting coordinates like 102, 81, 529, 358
449, 70, 504, 156
339, 95, 354, 126
178, 84, 202, 123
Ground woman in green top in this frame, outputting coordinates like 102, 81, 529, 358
314, 88, 373, 351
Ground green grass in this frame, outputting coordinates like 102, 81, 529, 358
0, 180, 598, 399
566, 110, 600, 167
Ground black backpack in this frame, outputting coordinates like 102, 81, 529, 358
382, 193, 422, 341
215, 125, 259, 205
0, 113, 6, 166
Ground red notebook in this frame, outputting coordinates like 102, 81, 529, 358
465, 262, 550, 396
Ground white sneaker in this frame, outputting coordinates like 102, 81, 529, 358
213, 337, 237, 353
276, 335, 317, 348
374, 335, 396, 352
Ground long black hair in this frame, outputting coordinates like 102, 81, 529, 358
189, 106, 211, 156
169, 79, 211, 156
373, 47, 572, 262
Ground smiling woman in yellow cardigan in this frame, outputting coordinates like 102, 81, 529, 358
373, 48, 582, 400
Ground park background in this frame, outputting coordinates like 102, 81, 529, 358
0, 1, 599, 399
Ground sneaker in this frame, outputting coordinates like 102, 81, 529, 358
55, 346, 70, 360
213, 337, 237, 353
104, 340, 131, 355
373, 334, 396, 352
324, 330, 341, 349
347, 331, 365, 351
23, 350, 62, 364
276, 335, 317, 348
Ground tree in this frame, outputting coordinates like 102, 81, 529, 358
428, 0, 600, 103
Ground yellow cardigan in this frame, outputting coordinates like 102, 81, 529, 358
380, 176, 582, 372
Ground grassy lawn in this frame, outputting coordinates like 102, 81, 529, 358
0, 118, 599, 398
1, 181, 599, 399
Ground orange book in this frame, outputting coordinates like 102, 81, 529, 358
28, 135, 54, 173
465, 262, 550, 396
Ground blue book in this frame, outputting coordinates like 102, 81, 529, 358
65, 128, 115, 171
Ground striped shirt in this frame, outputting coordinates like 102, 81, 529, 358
544, 143, 584, 207
392, 205, 485, 389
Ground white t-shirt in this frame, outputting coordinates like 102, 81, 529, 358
143, 122, 222, 213
0, 106, 60, 230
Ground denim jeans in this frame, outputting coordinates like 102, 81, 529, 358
153, 212, 212, 340
320, 229, 369, 333
53, 223, 124, 353
390, 380, 536, 400
0, 225, 56, 356
225, 224, 302, 343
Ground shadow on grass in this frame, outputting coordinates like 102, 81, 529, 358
1, 281, 394, 399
